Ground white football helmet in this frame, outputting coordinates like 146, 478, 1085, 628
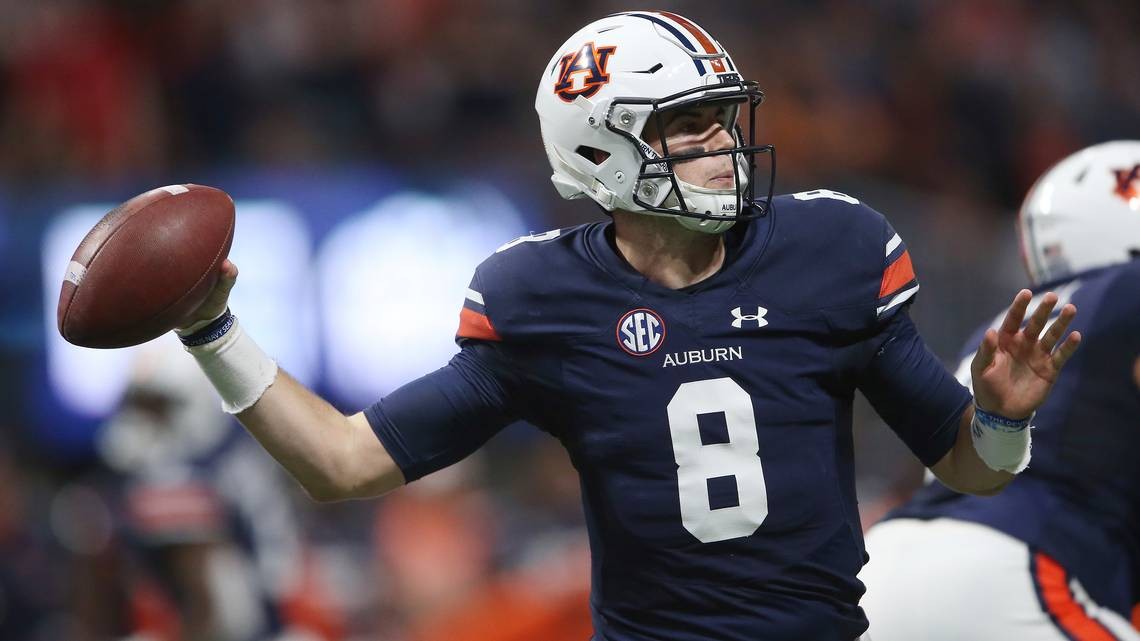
1019, 140, 1140, 285
98, 341, 230, 474
535, 12, 774, 234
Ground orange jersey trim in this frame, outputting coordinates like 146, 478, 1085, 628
879, 250, 916, 298
458, 307, 501, 342
1034, 552, 1118, 641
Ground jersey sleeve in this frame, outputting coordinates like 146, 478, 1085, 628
457, 266, 502, 343
857, 311, 972, 467
791, 196, 921, 333
369, 241, 562, 482
364, 342, 522, 482
875, 218, 920, 323
454, 235, 546, 344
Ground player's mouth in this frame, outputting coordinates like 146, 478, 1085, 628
707, 171, 736, 188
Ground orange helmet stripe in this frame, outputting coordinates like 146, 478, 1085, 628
656, 11, 727, 72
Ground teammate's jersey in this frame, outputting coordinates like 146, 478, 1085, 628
109, 425, 303, 640
887, 259, 1140, 618
367, 192, 972, 641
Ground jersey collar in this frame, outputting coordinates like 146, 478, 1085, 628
585, 207, 773, 297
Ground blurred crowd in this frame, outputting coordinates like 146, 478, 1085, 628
2, 0, 1138, 639
0, 343, 591, 641
1, 0, 1137, 206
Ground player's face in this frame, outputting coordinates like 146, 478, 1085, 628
643, 103, 738, 189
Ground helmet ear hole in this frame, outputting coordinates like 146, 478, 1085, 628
576, 146, 611, 166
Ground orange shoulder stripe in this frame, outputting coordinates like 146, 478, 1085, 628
457, 307, 501, 342
879, 250, 916, 298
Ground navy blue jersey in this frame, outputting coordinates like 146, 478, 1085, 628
368, 192, 971, 640
887, 259, 1140, 617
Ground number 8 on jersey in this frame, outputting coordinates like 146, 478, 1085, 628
668, 377, 769, 543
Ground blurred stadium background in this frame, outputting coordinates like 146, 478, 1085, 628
0, 1, 1137, 639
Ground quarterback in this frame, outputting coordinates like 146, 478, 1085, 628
862, 141, 1140, 641
173, 13, 1080, 640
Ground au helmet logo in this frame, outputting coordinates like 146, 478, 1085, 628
553, 42, 617, 103
1112, 164, 1140, 202
617, 308, 666, 356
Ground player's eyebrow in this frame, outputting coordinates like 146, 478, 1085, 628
668, 109, 704, 120
663, 106, 727, 130
663, 109, 703, 127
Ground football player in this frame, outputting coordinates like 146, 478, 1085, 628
97, 342, 323, 641
861, 141, 1140, 641
172, 13, 1081, 641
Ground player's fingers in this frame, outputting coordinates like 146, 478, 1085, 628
973, 328, 998, 371
215, 261, 238, 292
1039, 303, 1076, 351
999, 289, 1033, 335
220, 259, 238, 279
1051, 331, 1082, 369
1022, 292, 1058, 340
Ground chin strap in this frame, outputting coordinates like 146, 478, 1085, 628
675, 213, 735, 235
662, 179, 740, 235
655, 152, 751, 235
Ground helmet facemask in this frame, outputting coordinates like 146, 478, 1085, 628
607, 79, 775, 234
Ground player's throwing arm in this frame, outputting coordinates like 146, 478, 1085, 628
56, 185, 404, 501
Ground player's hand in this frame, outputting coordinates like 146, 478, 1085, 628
970, 289, 1081, 418
176, 259, 238, 334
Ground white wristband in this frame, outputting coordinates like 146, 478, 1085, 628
183, 316, 278, 414
970, 409, 1032, 473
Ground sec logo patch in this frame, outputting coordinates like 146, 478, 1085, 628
616, 308, 666, 356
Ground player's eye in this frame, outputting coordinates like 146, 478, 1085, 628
673, 119, 702, 135
672, 145, 706, 161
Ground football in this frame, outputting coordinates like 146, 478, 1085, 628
57, 184, 236, 348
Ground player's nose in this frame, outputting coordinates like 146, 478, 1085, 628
709, 124, 736, 151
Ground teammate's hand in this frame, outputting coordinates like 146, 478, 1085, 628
176, 259, 238, 334
970, 289, 1081, 418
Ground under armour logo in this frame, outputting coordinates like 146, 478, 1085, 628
730, 306, 768, 329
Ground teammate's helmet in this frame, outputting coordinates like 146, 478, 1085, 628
535, 12, 774, 234
1019, 140, 1140, 285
